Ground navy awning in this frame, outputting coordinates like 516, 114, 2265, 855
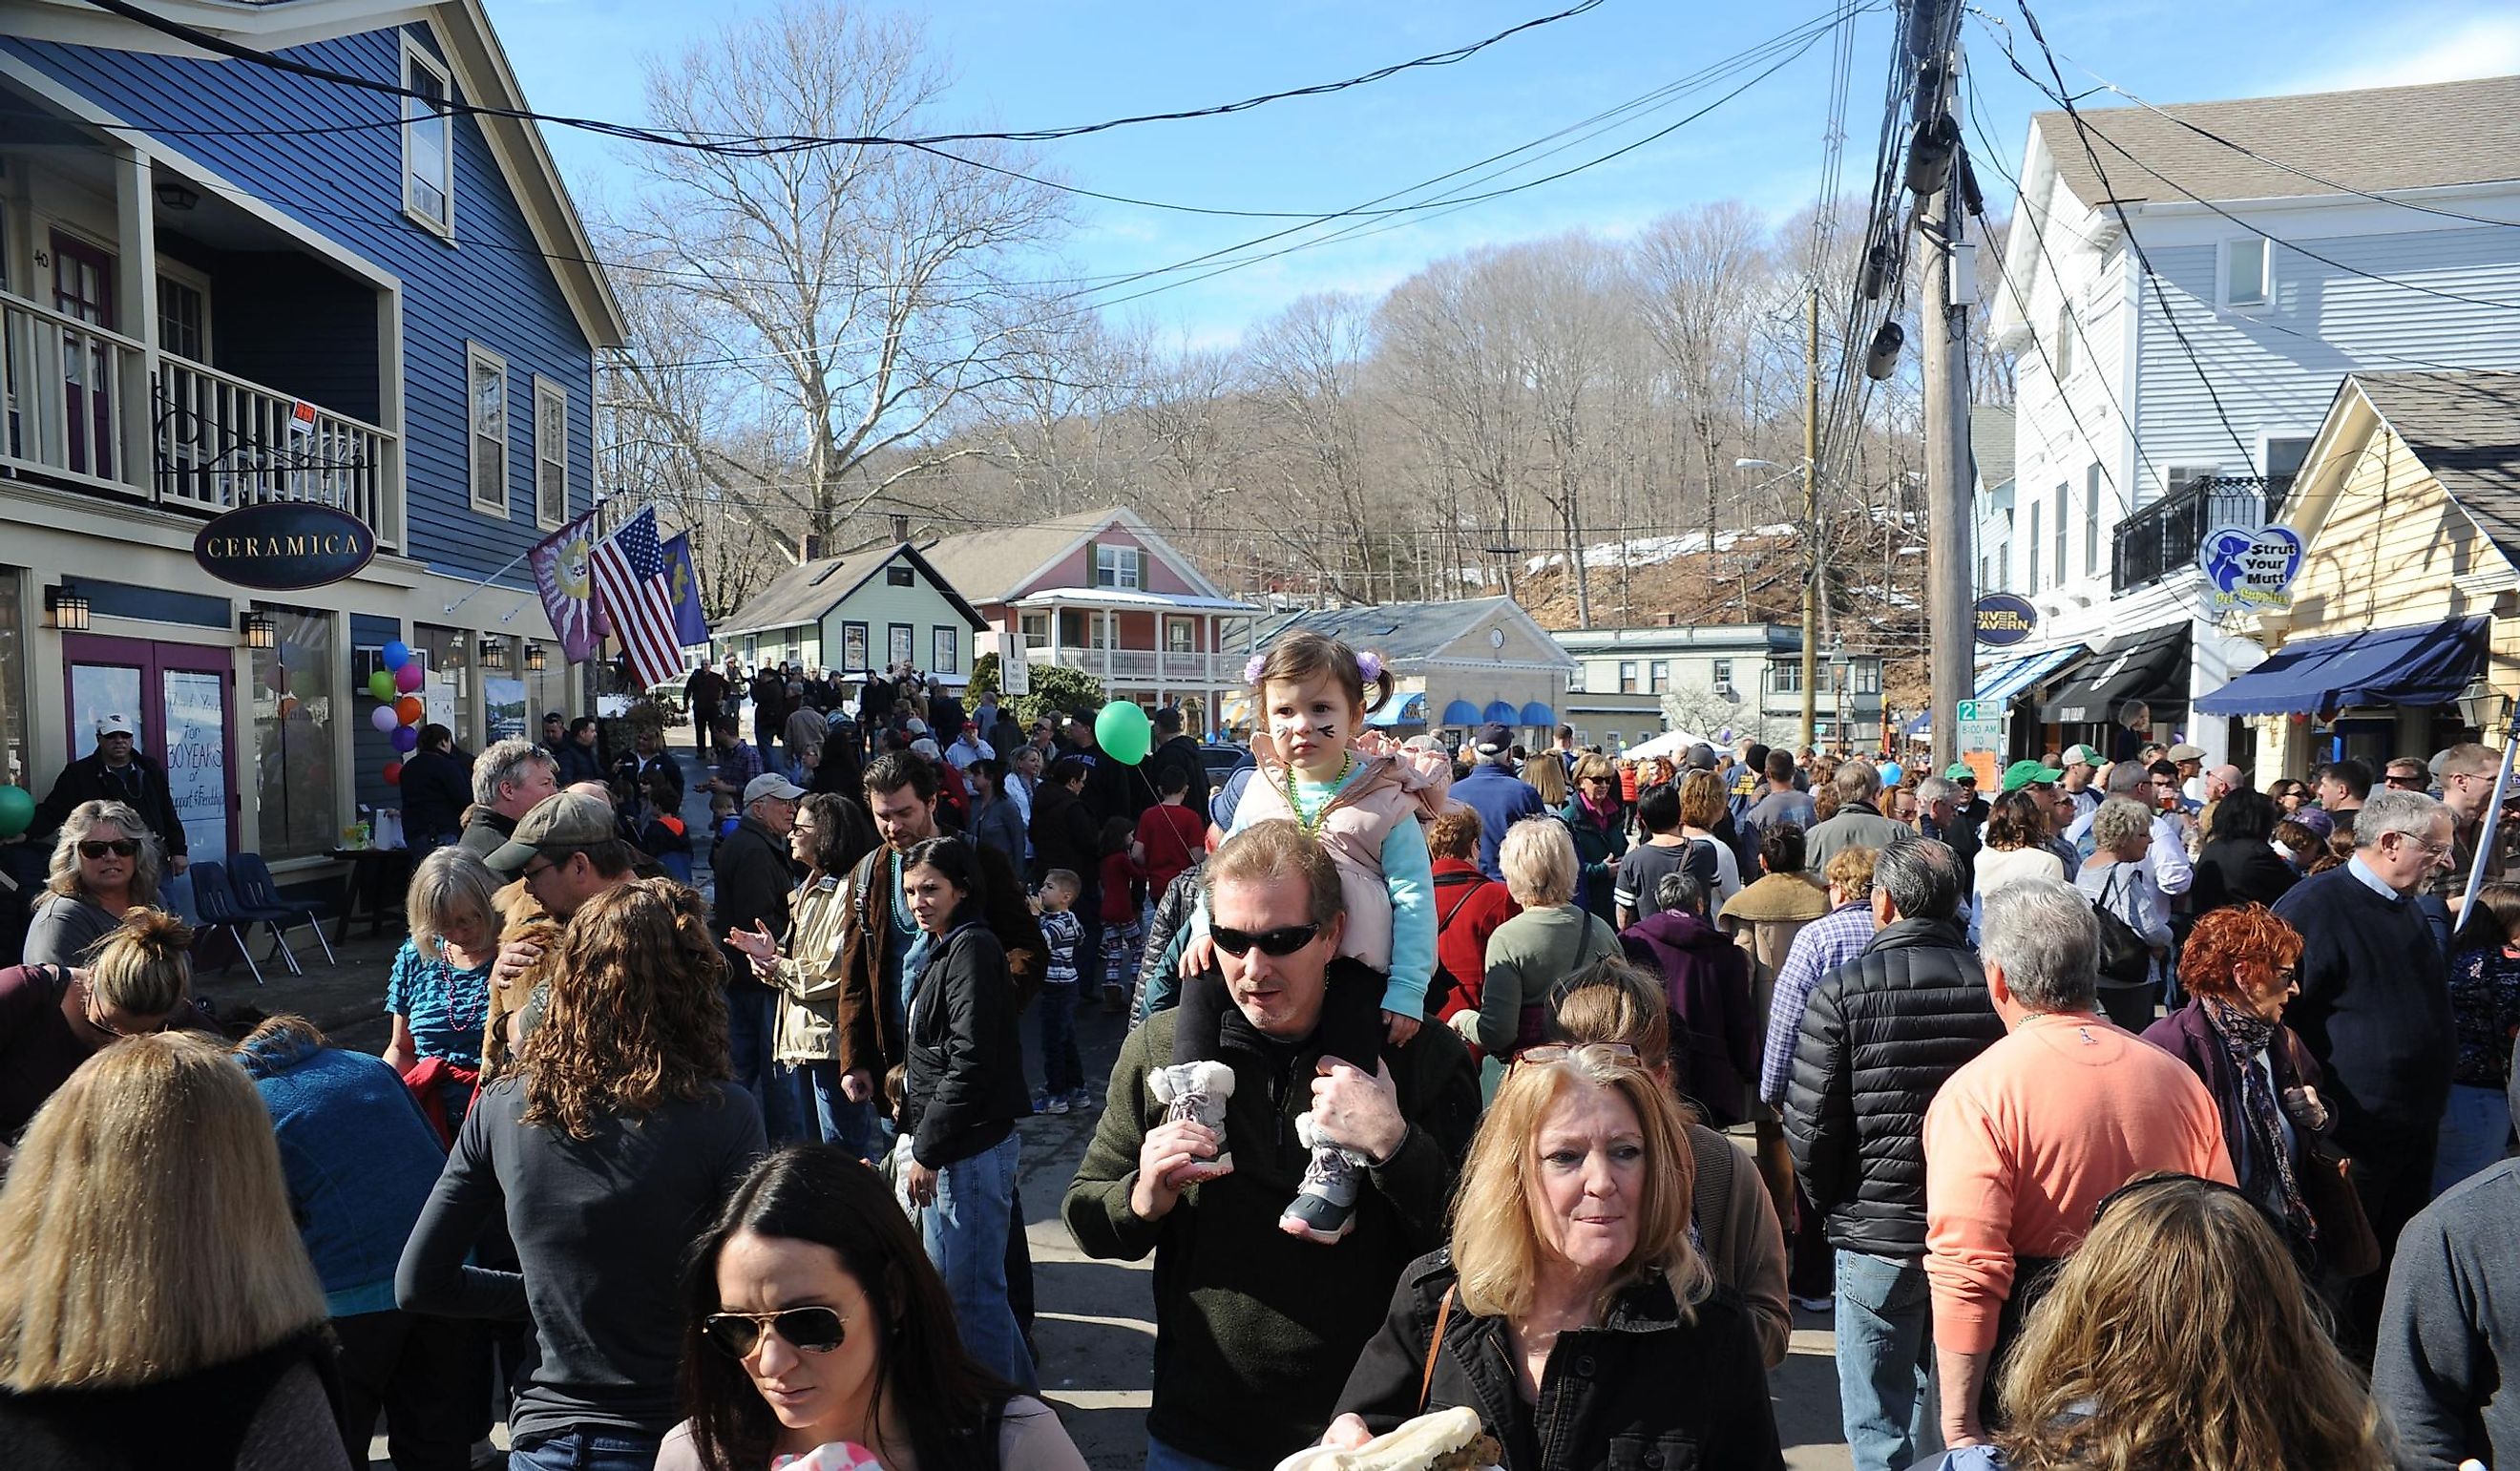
1440, 698, 1482, 726
2194, 616, 2488, 717
1519, 701, 1556, 727
1366, 692, 1428, 728
1481, 700, 1520, 724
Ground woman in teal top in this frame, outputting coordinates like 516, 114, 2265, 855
383, 847, 502, 1139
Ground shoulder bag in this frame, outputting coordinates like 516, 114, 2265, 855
2090, 867, 2153, 989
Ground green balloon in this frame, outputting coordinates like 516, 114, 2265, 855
368, 670, 396, 702
0, 785, 31, 840
1095, 699, 1152, 766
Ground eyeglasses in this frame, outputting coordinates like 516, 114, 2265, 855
703, 1306, 849, 1358
2384, 774, 2426, 788
1209, 922, 1322, 957
2090, 1170, 2258, 1228
78, 839, 139, 859
80, 980, 163, 1039
1513, 1041, 1643, 1071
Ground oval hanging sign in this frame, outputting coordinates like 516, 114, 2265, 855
1974, 593, 2038, 647
194, 502, 377, 591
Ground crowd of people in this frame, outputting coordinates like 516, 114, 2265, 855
1, 631, 2516, 1471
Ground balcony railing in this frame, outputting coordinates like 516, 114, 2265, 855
1024, 644, 1235, 683
2111, 474, 2292, 596
0, 286, 397, 545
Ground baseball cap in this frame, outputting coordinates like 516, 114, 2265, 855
905, 717, 930, 736
910, 737, 943, 761
2296, 807, 2336, 840
2060, 744, 2103, 768
1943, 762, 1976, 783
2002, 758, 2065, 793
1684, 743, 1718, 770
95, 713, 135, 737
1474, 722, 1514, 757
486, 791, 620, 874
742, 773, 807, 806
2166, 743, 2206, 763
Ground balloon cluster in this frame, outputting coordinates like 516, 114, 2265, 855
368, 639, 423, 785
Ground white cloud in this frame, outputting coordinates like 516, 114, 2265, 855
2276, 14, 2520, 95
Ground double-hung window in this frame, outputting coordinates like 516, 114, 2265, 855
1094, 543, 1143, 589
403, 42, 454, 235
468, 346, 507, 515
532, 377, 567, 528
2224, 238, 2271, 309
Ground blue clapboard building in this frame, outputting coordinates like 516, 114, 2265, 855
0, 0, 624, 876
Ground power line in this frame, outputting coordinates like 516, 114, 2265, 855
78, 0, 1609, 153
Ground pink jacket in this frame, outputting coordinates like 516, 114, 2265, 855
1233, 731, 1451, 972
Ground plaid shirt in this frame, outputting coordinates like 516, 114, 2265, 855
1757, 900, 1881, 1105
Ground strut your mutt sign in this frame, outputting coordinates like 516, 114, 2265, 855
2198, 524, 2304, 616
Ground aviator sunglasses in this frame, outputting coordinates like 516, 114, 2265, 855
703, 1306, 849, 1358
79, 839, 139, 859
1209, 922, 1322, 957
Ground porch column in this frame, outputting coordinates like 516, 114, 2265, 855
113, 144, 160, 496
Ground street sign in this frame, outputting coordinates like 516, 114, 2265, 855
1957, 698, 2001, 790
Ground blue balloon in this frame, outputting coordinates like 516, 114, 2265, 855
381, 640, 411, 671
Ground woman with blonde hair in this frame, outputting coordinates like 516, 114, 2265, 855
1318, 1044, 1783, 1468
1931, 1173, 2393, 1471
1460, 819, 1619, 1094
23, 799, 158, 966
384, 845, 503, 1140
1676, 769, 1744, 909
0, 1032, 348, 1467
1525, 751, 1570, 809
397, 878, 766, 1471
0, 907, 201, 1145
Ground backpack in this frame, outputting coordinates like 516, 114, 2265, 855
2090, 866, 2153, 989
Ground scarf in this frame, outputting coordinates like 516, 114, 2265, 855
2200, 996, 2315, 1245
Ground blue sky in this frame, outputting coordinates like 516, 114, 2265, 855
486, 0, 2520, 347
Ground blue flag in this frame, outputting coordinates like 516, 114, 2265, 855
662, 532, 708, 647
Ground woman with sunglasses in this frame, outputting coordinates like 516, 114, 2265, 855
1457, 819, 1618, 1098
892, 836, 1036, 1395
396, 879, 766, 1471
660, 1145, 1086, 1471
22, 799, 158, 968
1319, 1042, 1783, 1469
1926, 1173, 2393, 1470
0, 907, 200, 1151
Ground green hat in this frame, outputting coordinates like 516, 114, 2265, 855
1943, 762, 1976, 783
2001, 758, 2065, 793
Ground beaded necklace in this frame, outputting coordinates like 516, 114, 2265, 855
1286, 752, 1356, 837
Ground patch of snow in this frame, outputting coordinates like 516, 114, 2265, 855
1524, 525, 1799, 575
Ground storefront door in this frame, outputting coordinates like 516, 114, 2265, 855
63, 634, 235, 863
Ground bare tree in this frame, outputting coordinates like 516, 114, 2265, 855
1636, 201, 1775, 592
1376, 251, 1538, 599
604, 1, 1066, 560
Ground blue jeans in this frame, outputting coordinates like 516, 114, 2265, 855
783, 1061, 874, 1160
1037, 981, 1083, 1094
508, 1430, 662, 1471
2434, 1082, 2513, 1196
724, 987, 775, 1108
1835, 1250, 1940, 1471
921, 1131, 1037, 1394
1146, 1438, 1244, 1471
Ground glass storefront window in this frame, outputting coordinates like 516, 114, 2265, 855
250, 605, 338, 861
484, 636, 529, 745
414, 624, 475, 748
0, 568, 25, 791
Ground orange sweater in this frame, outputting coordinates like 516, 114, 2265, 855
1922, 1010, 2236, 1354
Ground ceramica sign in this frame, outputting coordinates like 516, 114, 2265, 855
193, 502, 377, 591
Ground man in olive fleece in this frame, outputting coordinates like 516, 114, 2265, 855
1062, 821, 1480, 1471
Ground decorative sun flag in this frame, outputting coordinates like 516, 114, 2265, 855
528, 508, 607, 663
662, 531, 709, 647
589, 505, 684, 690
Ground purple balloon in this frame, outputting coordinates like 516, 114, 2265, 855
370, 704, 399, 734
390, 724, 420, 753
393, 662, 425, 694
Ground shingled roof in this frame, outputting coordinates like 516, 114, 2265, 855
2351, 370, 2520, 563
2031, 74, 2520, 212
718, 542, 984, 640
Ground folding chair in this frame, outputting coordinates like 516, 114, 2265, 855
186, 862, 270, 986
231, 852, 338, 967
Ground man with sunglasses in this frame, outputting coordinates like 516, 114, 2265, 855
32, 713, 189, 874
1064, 821, 1480, 1471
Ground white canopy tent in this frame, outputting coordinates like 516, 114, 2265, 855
1620, 729, 1713, 763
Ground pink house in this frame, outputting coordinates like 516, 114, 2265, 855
920, 507, 1257, 728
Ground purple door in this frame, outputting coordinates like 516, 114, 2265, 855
50, 231, 116, 479
63, 634, 236, 863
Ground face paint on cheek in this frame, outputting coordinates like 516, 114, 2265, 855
1270, 714, 1311, 742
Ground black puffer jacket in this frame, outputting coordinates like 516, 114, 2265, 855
899, 919, 1031, 1169
1784, 915, 2006, 1257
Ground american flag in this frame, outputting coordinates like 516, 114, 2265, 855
589, 506, 686, 690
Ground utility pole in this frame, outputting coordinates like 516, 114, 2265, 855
1801, 284, 1819, 751
1921, 32, 1974, 770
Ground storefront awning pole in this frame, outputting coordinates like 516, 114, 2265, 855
2457, 717, 2520, 923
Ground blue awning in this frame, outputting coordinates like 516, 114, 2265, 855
2194, 617, 2488, 717
1975, 645, 2088, 706
1366, 692, 1428, 728
1519, 701, 1556, 727
1903, 709, 1929, 736
1481, 700, 1520, 725
1440, 698, 1482, 726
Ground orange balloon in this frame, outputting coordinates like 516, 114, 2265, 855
395, 696, 423, 725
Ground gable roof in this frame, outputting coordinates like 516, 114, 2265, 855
1256, 596, 1577, 669
2350, 370, 2520, 563
718, 541, 985, 640
6, 0, 624, 347
917, 505, 1232, 605
2030, 74, 2520, 213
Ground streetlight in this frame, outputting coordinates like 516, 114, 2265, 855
1829, 646, 1852, 755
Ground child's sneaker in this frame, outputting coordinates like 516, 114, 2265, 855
1041, 1091, 1071, 1115
1279, 1110, 1365, 1244
1147, 1061, 1235, 1175
1064, 1087, 1100, 1113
